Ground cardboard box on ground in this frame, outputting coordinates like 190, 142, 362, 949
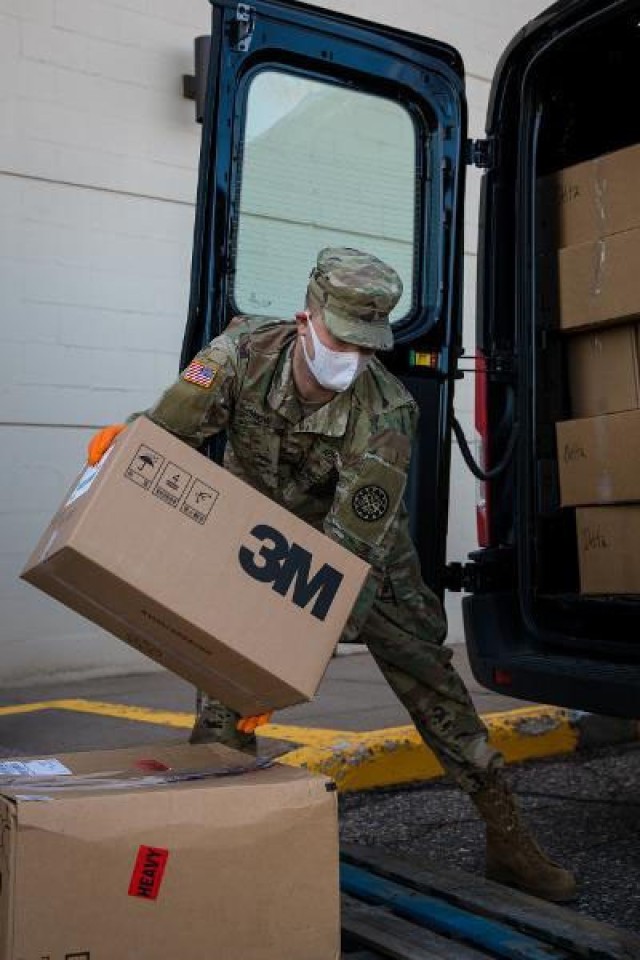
0, 742, 340, 960
541, 143, 640, 595
21, 417, 370, 716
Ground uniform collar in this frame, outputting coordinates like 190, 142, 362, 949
267, 340, 351, 437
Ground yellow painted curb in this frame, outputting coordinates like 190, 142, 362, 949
0, 699, 584, 792
276, 706, 579, 791
0, 699, 339, 748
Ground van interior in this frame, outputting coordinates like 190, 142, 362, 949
527, 4, 640, 655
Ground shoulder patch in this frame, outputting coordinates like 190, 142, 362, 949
182, 358, 221, 389
333, 453, 406, 549
352, 485, 390, 523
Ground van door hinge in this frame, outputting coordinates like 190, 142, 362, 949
486, 349, 516, 382
230, 3, 255, 52
465, 138, 494, 170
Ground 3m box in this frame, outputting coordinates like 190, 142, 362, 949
556, 409, 640, 507
557, 228, 640, 332
576, 506, 640, 595
21, 417, 370, 715
0, 742, 339, 960
538, 142, 640, 250
568, 323, 640, 417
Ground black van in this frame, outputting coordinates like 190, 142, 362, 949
182, 0, 640, 718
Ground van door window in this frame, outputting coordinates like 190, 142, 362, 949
183, 0, 467, 591
233, 70, 417, 322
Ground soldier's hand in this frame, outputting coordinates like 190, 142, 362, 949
236, 712, 273, 734
87, 424, 126, 466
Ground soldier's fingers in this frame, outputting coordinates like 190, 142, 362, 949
87, 424, 126, 466
236, 712, 273, 733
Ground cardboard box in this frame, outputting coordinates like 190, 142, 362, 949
556, 408, 640, 506
0, 742, 340, 960
538, 142, 640, 250
568, 323, 640, 417
557, 228, 640, 332
576, 506, 640, 594
21, 417, 370, 715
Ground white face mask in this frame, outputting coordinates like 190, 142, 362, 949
301, 317, 371, 392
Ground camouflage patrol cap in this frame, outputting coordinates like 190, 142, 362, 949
307, 247, 402, 351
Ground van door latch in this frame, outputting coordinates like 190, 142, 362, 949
445, 562, 482, 593
230, 4, 255, 51
445, 548, 515, 593
465, 138, 494, 170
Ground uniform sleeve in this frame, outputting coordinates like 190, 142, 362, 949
323, 402, 417, 570
323, 402, 417, 634
128, 333, 239, 447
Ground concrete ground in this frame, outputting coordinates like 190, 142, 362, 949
341, 741, 640, 935
0, 643, 532, 757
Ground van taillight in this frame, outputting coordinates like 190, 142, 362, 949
475, 351, 491, 547
493, 668, 513, 687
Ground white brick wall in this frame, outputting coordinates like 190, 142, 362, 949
1, 0, 550, 685
1, 0, 210, 685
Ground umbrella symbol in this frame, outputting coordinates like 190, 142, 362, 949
136, 454, 156, 472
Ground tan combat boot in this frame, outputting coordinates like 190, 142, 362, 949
189, 695, 257, 753
471, 773, 577, 903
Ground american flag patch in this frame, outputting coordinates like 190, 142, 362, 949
182, 359, 219, 388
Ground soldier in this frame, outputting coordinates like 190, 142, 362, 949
88, 247, 576, 903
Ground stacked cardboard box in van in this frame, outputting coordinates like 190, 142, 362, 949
541, 144, 640, 594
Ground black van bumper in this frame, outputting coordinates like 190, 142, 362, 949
463, 592, 640, 719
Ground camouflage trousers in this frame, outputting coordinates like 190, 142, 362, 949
195, 541, 502, 793
359, 573, 503, 794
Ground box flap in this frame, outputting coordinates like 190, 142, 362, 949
0, 742, 324, 803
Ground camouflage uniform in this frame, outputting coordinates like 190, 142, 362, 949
138, 248, 502, 794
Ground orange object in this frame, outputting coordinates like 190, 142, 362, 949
236, 712, 273, 734
87, 423, 126, 466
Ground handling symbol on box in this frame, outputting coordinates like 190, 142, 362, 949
125, 445, 164, 491
181, 479, 219, 524
153, 462, 193, 508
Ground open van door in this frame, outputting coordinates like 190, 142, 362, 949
182, 0, 469, 596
